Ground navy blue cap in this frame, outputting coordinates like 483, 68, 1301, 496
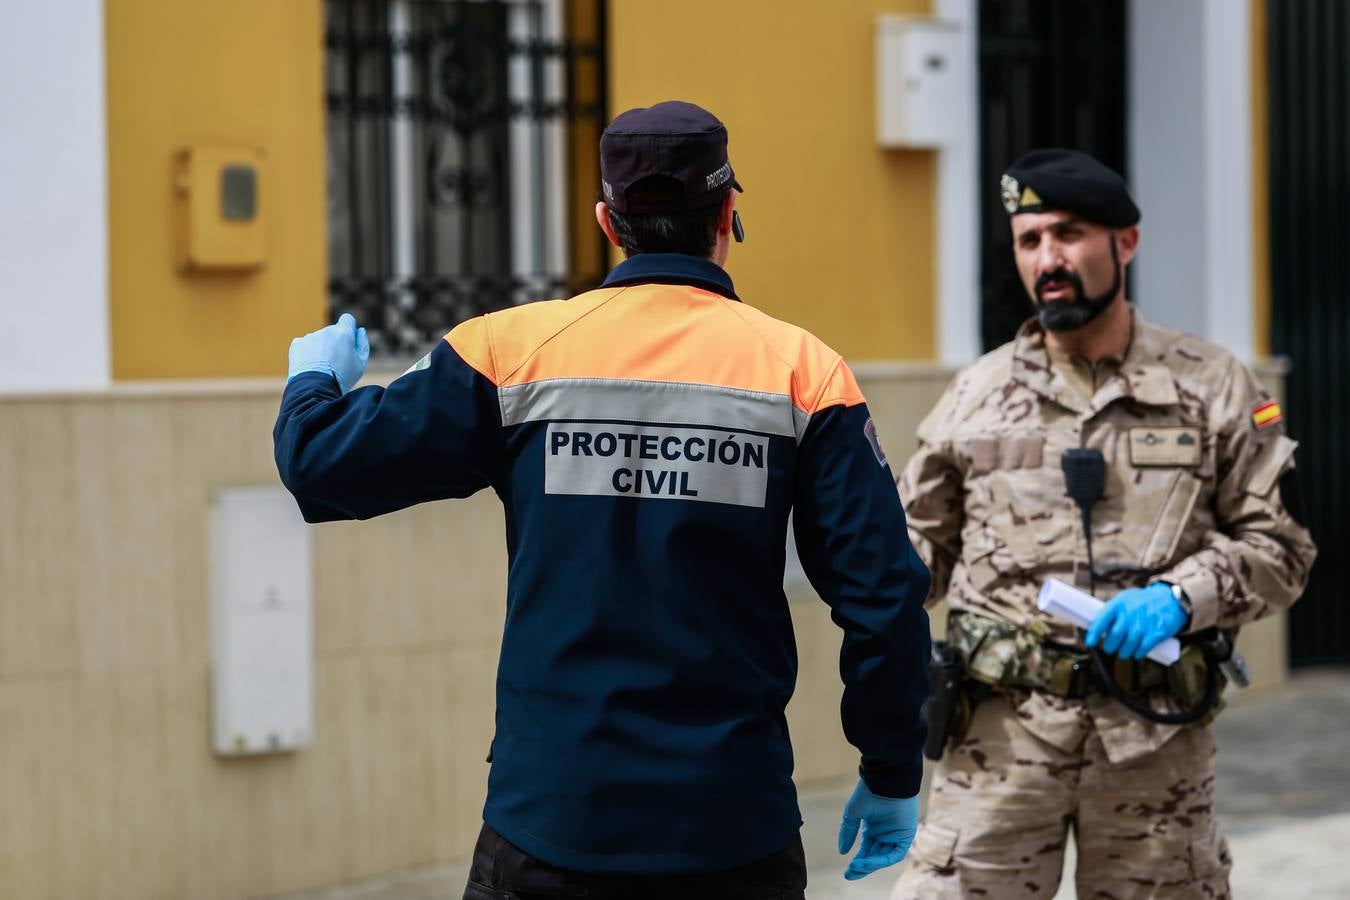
1001, 148, 1140, 227
600, 100, 743, 214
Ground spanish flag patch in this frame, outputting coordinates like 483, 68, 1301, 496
1252, 400, 1283, 430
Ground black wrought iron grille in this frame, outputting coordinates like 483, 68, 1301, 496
977, 0, 1128, 352
325, 0, 606, 357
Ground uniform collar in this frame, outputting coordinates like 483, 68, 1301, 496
600, 253, 739, 301
1011, 307, 1179, 415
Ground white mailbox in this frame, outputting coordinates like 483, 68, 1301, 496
876, 15, 967, 148
210, 486, 313, 756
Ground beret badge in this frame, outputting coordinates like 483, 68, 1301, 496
1000, 173, 1021, 214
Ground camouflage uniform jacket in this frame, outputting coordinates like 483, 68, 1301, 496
898, 311, 1317, 763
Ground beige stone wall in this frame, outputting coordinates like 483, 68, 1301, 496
0, 360, 1289, 898
1, 384, 501, 899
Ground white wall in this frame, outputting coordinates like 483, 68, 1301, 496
935, 0, 981, 366
0, 1, 109, 392
1129, 0, 1254, 358
1200, 0, 1256, 358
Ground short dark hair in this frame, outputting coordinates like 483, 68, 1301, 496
608, 205, 721, 258
606, 177, 724, 258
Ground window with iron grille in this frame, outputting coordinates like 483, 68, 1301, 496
325, 0, 606, 358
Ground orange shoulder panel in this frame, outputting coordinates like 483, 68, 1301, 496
722, 302, 864, 414
453, 283, 866, 415
444, 291, 616, 386
444, 316, 498, 384
487, 291, 617, 382
495, 285, 796, 396
811, 358, 867, 413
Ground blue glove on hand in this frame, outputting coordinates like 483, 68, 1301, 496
1085, 583, 1188, 660
837, 779, 918, 881
287, 313, 370, 394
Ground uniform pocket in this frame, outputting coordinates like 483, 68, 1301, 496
987, 468, 1073, 567
960, 436, 1044, 475
909, 821, 959, 868
1188, 823, 1232, 880
1243, 434, 1297, 498
1138, 469, 1203, 569
463, 881, 514, 900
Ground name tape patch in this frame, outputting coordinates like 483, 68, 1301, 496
1128, 427, 1202, 467
545, 423, 769, 508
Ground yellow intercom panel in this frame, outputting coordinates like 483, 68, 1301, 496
173, 145, 268, 271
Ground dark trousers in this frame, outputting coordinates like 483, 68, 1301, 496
463, 824, 808, 900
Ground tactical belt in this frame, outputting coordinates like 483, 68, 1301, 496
947, 608, 1170, 700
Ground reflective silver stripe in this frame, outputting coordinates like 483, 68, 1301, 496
499, 377, 807, 439
792, 406, 811, 442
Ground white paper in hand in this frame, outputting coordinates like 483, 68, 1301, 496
1037, 578, 1180, 666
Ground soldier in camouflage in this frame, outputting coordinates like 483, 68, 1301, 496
891, 149, 1316, 899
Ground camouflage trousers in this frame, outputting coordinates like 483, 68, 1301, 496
891, 692, 1231, 899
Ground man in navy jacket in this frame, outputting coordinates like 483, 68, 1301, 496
275, 101, 931, 899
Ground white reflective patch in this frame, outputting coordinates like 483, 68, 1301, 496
402, 351, 432, 375
545, 423, 769, 508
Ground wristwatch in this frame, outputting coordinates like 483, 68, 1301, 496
1155, 580, 1192, 629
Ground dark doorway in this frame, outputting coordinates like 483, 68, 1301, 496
1268, 0, 1350, 666
977, 0, 1128, 352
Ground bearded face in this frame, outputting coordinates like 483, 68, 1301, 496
1011, 212, 1131, 333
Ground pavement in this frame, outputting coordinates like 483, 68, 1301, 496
272, 667, 1350, 900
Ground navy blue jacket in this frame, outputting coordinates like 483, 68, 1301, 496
274, 254, 931, 873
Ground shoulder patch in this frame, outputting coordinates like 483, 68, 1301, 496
1252, 400, 1283, 431
403, 351, 432, 375
863, 417, 888, 467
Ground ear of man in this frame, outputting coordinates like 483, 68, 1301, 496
595, 201, 621, 249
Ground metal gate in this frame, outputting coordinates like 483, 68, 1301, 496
977, 0, 1128, 352
324, 0, 607, 358
1268, 0, 1350, 666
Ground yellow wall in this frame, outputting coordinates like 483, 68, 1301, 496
608, 0, 936, 361
106, 0, 326, 379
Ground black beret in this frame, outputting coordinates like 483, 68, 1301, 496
1000, 148, 1140, 227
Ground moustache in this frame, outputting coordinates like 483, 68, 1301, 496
1035, 269, 1084, 299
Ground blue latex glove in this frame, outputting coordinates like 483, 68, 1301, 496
1085, 584, 1189, 660
837, 779, 918, 881
287, 313, 370, 394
